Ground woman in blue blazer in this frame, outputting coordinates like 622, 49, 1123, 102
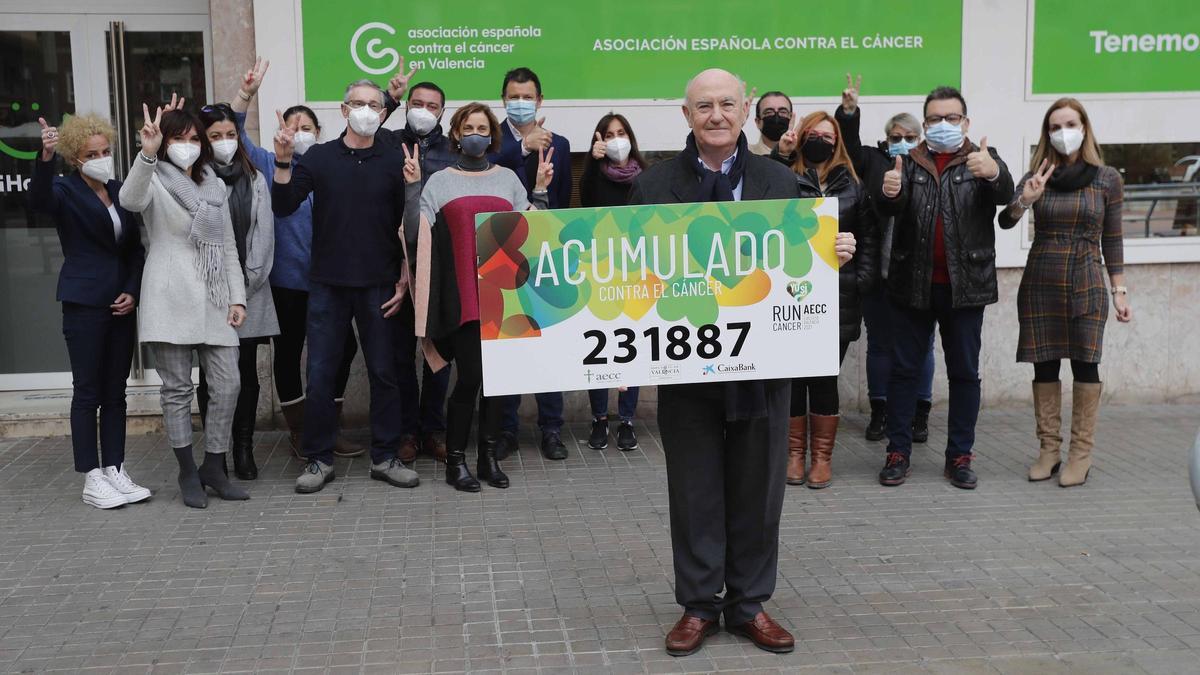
31, 113, 150, 510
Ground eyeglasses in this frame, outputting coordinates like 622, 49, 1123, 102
759, 109, 791, 119
925, 114, 965, 125
888, 133, 920, 144
805, 131, 837, 144
344, 99, 383, 112
201, 103, 233, 114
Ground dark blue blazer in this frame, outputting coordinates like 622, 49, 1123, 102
490, 118, 573, 209
31, 158, 145, 308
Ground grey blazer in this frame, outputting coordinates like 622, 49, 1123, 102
233, 170, 279, 339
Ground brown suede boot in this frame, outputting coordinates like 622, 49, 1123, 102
1060, 382, 1101, 487
332, 399, 366, 458
786, 416, 807, 485
807, 414, 838, 489
280, 399, 304, 459
1029, 381, 1063, 481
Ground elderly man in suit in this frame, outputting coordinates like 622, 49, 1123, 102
629, 68, 856, 657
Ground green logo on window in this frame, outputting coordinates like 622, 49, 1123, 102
1, 101, 46, 161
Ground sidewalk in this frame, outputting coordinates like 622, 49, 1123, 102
1, 404, 1198, 674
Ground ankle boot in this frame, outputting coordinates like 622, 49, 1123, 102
332, 399, 366, 458
786, 416, 807, 485
231, 385, 259, 480
807, 414, 839, 489
912, 400, 931, 443
280, 399, 304, 459
1029, 381, 1063, 481
1061, 382, 1101, 487
173, 445, 207, 509
477, 437, 510, 488
865, 399, 886, 441
198, 451, 250, 500
444, 401, 481, 492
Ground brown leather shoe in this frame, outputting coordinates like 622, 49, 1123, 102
398, 434, 418, 463
665, 614, 719, 657
422, 432, 447, 463
728, 612, 794, 653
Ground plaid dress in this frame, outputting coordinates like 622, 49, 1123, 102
1015, 165, 1124, 363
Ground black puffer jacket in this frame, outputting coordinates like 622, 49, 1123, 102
794, 165, 878, 345
874, 139, 1015, 310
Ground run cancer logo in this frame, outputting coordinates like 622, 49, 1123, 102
786, 280, 813, 303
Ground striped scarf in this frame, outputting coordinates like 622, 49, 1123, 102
157, 161, 229, 307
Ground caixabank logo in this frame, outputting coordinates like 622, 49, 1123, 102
702, 362, 757, 376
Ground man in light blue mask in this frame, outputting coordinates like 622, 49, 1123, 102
489, 66, 573, 462
874, 86, 1014, 492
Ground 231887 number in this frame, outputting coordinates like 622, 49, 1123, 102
582, 322, 750, 364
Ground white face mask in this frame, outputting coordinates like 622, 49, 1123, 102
293, 131, 317, 156
605, 136, 631, 163
406, 107, 439, 136
166, 142, 201, 170
347, 105, 382, 137
1050, 127, 1085, 156
211, 138, 238, 165
79, 155, 114, 183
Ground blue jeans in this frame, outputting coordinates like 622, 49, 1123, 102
885, 285, 984, 459
302, 282, 403, 465
501, 392, 563, 434
588, 387, 639, 422
862, 288, 934, 402
396, 299, 451, 436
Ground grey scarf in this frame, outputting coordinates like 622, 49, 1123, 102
157, 161, 229, 307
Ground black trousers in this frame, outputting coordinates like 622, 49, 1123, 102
271, 285, 358, 404
435, 321, 502, 449
657, 380, 790, 625
791, 342, 849, 416
62, 302, 136, 473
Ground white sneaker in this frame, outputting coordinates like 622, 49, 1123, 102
104, 465, 152, 504
82, 469, 127, 509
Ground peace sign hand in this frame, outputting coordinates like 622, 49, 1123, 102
139, 104, 164, 156
242, 57, 270, 96
272, 109, 297, 163
162, 92, 185, 113
1020, 158, 1056, 207
402, 143, 421, 184
842, 73, 863, 113
38, 118, 58, 160
591, 131, 607, 160
534, 146, 555, 192
777, 116, 802, 156
388, 56, 420, 102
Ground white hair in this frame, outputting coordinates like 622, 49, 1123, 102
343, 79, 385, 105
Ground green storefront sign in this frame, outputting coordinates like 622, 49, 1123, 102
301, 0, 962, 101
1033, 0, 1200, 94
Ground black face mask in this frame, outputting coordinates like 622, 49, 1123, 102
759, 115, 790, 142
801, 137, 835, 164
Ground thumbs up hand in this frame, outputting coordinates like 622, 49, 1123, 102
966, 136, 999, 180
882, 155, 903, 198
39, 118, 58, 160
591, 131, 607, 160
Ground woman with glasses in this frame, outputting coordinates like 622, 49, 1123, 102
999, 98, 1130, 488
193, 102, 279, 480
772, 110, 877, 489
230, 59, 365, 460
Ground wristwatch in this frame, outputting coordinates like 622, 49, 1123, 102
1111, 285, 1128, 296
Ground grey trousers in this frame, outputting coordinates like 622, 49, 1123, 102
657, 380, 790, 626
152, 342, 240, 453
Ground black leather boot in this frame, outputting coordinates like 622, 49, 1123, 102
865, 399, 886, 441
912, 400, 931, 444
444, 401, 481, 493
231, 383, 258, 480
477, 436, 510, 488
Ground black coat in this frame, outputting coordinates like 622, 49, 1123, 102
874, 139, 1015, 310
30, 158, 145, 307
794, 166, 877, 344
580, 160, 636, 207
380, 94, 457, 183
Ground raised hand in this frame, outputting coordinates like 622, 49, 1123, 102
835, 232, 856, 267
523, 117, 552, 153
402, 143, 421, 184
388, 56, 420, 102
162, 92, 185, 113
967, 136, 999, 179
746, 85, 758, 112
841, 73, 862, 113
272, 109, 297, 163
535, 146, 555, 191
139, 104, 164, 157
1019, 158, 1056, 207
241, 57, 270, 96
882, 155, 903, 198
38, 117, 58, 160
777, 116, 801, 155
591, 131, 607, 160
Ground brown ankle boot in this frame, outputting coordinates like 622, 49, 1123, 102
332, 399, 366, 458
786, 416, 807, 485
1061, 382, 1101, 487
280, 399, 304, 459
1029, 381, 1063, 481
807, 414, 838, 489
